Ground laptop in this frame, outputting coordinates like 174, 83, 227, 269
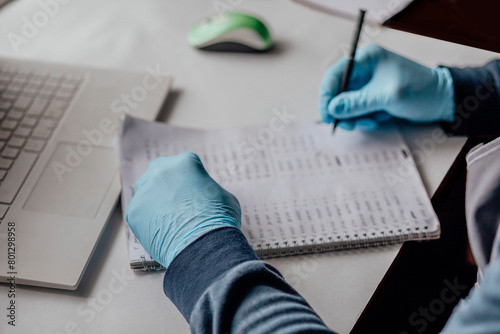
0, 57, 171, 290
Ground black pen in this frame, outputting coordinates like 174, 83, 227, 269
332, 9, 366, 134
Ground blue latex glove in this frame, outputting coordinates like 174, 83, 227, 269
319, 44, 455, 130
126, 152, 241, 268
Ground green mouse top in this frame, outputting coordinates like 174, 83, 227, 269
188, 12, 273, 52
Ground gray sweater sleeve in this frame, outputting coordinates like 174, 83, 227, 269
163, 228, 335, 334
442, 60, 500, 136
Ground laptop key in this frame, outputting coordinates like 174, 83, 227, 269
8, 137, 25, 148
25, 81, 42, 90
14, 96, 32, 110
0, 151, 37, 204
1, 120, 18, 130
22, 87, 39, 97
26, 97, 49, 116
47, 76, 61, 85
6, 85, 21, 95
33, 69, 48, 78
0, 77, 10, 86
38, 118, 57, 130
32, 129, 51, 140
1, 67, 17, 78
0, 101, 12, 110
13, 127, 30, 137
39, 85, 55, 97
51, 72, 63, 79
0, 170, 6, 181
44, 109, 63, 119
1, 67, 17, 75
24, 139, 45, 153
0, 157, 13, 169
44, 100, 66, 118
13, 72, 30, 84
54, 90, 73, 101
20, 116, 37, 127
65, 73, 82, 82
0, 130, 11, 140
1, 147, 19, 159
2, 92, 17, 101
61, 81, 78, 91
0, 204, 8, 219
7, 110, 23, 120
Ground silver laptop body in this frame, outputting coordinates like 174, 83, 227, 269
0, 57, 171, 289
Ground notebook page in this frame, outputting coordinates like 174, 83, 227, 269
119, 116, 439, 266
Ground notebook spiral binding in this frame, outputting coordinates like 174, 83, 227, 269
254, 226, 435, 259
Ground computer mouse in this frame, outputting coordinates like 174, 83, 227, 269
188, 12, 273, 52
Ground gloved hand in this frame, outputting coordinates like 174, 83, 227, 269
126, 152, 241, 268
319, 44, 455, 130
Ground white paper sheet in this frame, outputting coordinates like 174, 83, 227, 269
119, 115, 439, 270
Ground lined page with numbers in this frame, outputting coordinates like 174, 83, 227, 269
119, 116, 439, 270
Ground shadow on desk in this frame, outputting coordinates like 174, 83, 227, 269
157, 89, 182, 123
351, 137, 490, 334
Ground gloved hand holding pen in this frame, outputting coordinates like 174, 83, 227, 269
319, 44, 456, 130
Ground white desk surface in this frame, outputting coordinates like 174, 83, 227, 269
0, 1, 497, 333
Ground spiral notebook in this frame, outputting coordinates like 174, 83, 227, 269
118, 115, 440, 271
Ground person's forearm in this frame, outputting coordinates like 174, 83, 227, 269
164, 227, 335, 334
442, 60, 500, 136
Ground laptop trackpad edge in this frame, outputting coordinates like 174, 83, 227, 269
23, 143, 117, 219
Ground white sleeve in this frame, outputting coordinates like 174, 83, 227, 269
442, 136, 500, 333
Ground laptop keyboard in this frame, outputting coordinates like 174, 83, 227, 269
0, 66, 83, 218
